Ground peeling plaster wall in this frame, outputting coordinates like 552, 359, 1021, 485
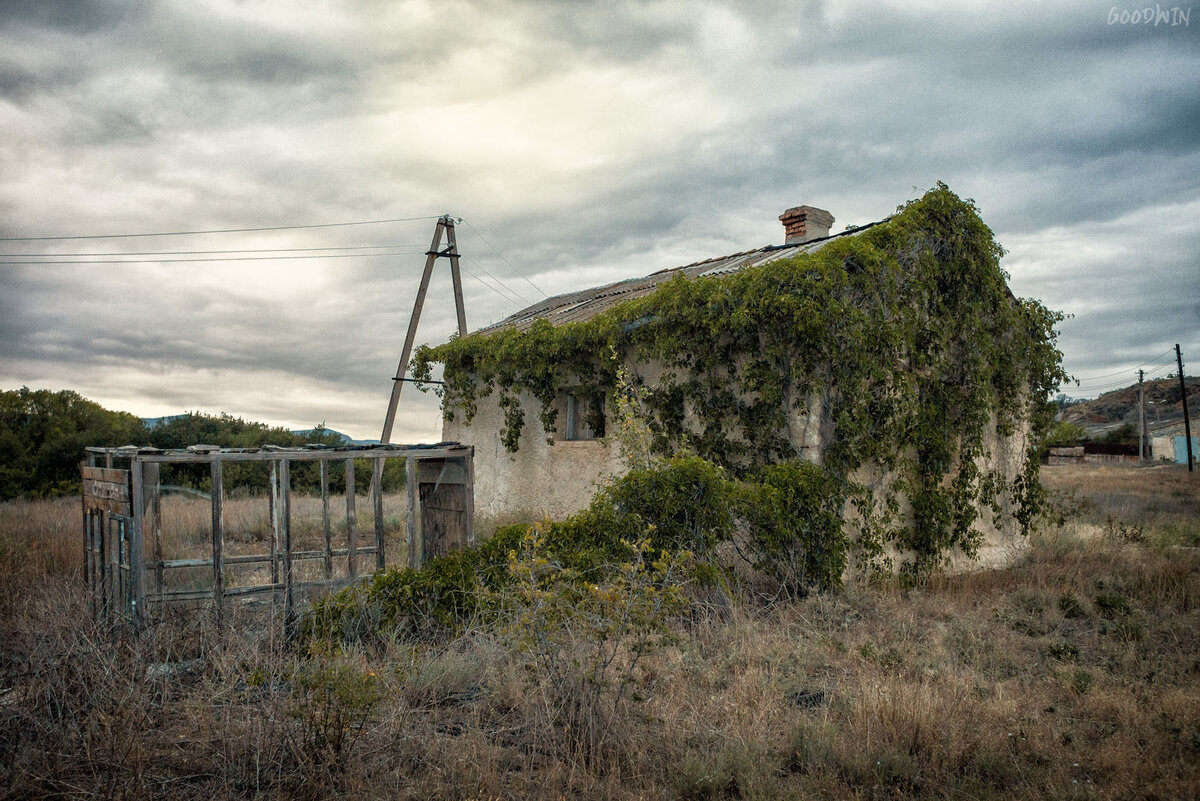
445, 361, 1033, 574
442, 390, 624, 525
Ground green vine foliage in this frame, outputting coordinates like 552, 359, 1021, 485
413, 184, 1067, 574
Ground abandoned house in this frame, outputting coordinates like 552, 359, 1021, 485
414, 185, 1064, 573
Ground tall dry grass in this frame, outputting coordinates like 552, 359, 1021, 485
1042, 462, 1200, 546
1, 466, 1198, 798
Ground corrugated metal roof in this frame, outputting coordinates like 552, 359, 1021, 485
477, 221, 882, 334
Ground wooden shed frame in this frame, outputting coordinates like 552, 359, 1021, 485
82, 443, 473, 633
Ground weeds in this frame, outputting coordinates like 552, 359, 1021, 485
1, 465, 1198, 798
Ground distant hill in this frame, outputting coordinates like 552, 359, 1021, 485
1060, 376, 1198, 437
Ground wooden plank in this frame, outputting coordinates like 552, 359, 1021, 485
82, 496, 132, 515
419, 483, 469, 563
106, 513, 119, 623
111, 517, 127, 621
146, 463, 163, 596
82, 478, 130, 502
80, 492, 89, 608
82, 465, 129, 484
373, 457, 385, 571
210, 458, 225, 626
380, 219, 445, 444
292, 546, 378, 560
95, 511, 107, 619
345, 458, 357, 578
85, 511, 97, 618
158, 553, 274, 569
321, 459, 332, 580
280, 459, 295, 639
406, 454, 422, 569
269, 461, 280, 585
129, 445, 470, 464
151, 584, 282, 603
130, 460, 146, 626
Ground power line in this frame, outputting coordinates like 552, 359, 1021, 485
459, 261, 528, 308
0, 215, 442, 242
0, 250, 426, 266
1070, 362, 1178, 391
462, 254, 533, 307
459, 218, 549, 299
1069, 350, 1176, 382
0, 244, 422, 258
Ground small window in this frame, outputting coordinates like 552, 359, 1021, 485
564, 390, 606, 441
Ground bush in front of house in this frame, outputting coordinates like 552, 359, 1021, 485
303, 454, 850, 645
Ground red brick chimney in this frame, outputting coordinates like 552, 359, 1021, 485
779, 205, 835, 244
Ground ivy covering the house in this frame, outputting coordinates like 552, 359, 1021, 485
412, 184, 1067, 575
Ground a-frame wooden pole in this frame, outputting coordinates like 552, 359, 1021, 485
445, 220, 468, 338
380, 215, 469, 444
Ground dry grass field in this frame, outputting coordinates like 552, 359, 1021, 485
0, 466, 1197, 799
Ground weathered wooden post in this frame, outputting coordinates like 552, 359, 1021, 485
280, 459, 295, 639
406, 454, 421, 569
210, 457, 225, 627
372, 457, 385, 571
320, 459, 332, 580
345, 458, 358, 578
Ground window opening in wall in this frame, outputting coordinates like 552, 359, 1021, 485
564, 391, 605, 441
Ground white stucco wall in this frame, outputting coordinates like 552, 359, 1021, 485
442, 390, 625, 525
445, 365, 1033, 575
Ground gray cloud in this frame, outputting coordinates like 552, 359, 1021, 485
1, 0, 1197, 438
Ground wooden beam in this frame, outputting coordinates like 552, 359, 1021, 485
80, 482, 89, 608
82, 465, 130, 483
144, 463, 163, 598
445, 218, 468, 337
280, 459, 295, 639
406, 454, 422, 569
128, 461, 152, 627
269, 461, 280, 585
381, 219, 446, 444
321, 459, 332, 580
345, 458, 357, 578
210, 458, 225, 627
126, 445, 470, 464
372, 457, 385, 571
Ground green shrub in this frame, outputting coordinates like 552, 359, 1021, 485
597, 454, 734, 555
736, 461, 848, 595
303, 456, 728, 645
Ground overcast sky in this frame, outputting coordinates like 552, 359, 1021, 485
1, 0, 1197, 442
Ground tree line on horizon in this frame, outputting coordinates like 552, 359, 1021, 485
0, 387, 395, 501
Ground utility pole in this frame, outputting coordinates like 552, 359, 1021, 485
1177, 344, 1194, 472
379, 215, 468, 445
1138, 369, 1145, 462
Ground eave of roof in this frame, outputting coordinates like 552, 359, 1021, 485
476, 220, 884, 334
